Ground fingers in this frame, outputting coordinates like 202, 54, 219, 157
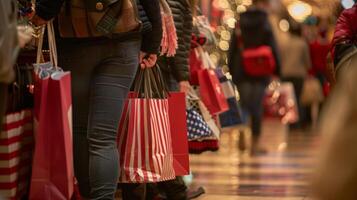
140, 54, 157, 68
139, 52, 146, 63
179, 81, 191, 94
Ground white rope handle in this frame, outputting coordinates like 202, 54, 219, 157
35, 21, 58, 69
47, 22, 58, 68
36, 26, 45, 65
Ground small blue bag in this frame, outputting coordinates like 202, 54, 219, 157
186, 108, 214, 140
218, 97, 243, 128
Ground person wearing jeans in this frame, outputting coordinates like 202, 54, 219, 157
58, 39, 142, 198
31, 0, 162, 199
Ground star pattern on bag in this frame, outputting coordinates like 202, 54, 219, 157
186, 109, 213, 140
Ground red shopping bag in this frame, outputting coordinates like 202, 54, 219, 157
264, 81, 299, 124
168, 92, 189, 176
189, 49, 203, 85
0, 110, 33, 199
30, 22, 74, 200
117, 94, 175, 183
198, 69, 229, 115
30, 72, 74, 200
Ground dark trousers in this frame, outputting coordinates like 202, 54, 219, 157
157, 69, 187, 200
59, 39, 140, 200
0, 83, 7, 132
238, 81, 267, 137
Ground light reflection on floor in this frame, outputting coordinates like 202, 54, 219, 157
190, 119, 319, 200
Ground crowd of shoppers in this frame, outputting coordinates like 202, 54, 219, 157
2, 0, 357, 199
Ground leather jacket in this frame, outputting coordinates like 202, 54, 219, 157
332, 4, 357, 66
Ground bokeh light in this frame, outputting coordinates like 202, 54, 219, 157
287, 0, 312, 22
279, 19, 290, 32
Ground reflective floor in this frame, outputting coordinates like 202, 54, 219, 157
190, 119, 319, 200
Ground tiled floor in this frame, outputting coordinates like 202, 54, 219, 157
190, 119, 319, 200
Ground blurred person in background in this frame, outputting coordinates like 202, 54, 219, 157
0, 0, 19, 131
280, 22, 311, 129
228, 0, 281, 153
309, 18, 330, 86
31, 0, 162, 199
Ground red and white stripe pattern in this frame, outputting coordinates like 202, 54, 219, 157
0, 110, 33, 199
118, 98, 175, 183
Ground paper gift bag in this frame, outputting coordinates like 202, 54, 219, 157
215, 69, 235, 99
30, 22, 74, 200
186, 108, 213, 140
218, 97, 243, 128
198, 69, 229, 115
189, 49, 203, 85
188, 88, 220, 140
0, 109, 33, 199
117, 68, 175, 183
264, 81, 299, 124
168, 92, 189, 176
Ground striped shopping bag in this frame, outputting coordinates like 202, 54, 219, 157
117, 68, 175, 183
0, 109, 33, 200
117, 95, 175, 183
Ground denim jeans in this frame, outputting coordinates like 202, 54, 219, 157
59, 39, 140, 200
238, 81, 267, 137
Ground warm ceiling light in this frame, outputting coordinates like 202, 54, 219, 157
342, 0, 355, 9
287, 0, 312, 22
